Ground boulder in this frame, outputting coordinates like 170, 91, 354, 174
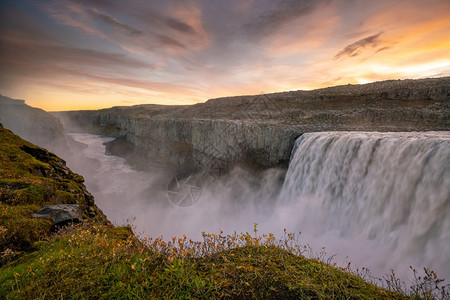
32, 204, 82, 225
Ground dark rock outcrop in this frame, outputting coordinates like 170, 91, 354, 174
32, 204, 82, 225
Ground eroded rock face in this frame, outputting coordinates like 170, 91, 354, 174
107, 118, 301, 172
32, 204, 82, 225
57, 77, 450, 173
0, 95, 71, 158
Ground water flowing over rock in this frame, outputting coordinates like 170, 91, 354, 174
279, 131, 450, 278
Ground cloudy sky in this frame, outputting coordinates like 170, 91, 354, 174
1, 0, 449, 111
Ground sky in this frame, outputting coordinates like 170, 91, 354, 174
0, 0, 449, 111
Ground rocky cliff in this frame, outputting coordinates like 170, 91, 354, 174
57, 77, 450, 173
0, 95, 71, 157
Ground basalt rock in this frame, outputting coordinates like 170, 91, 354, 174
32, 204, 82, 226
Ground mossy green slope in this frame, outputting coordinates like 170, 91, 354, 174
0, 125, 107, 256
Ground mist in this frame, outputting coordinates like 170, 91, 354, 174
63, 131, 450, 285
66, 133, 286, 239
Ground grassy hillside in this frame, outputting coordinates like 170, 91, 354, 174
1, 223, 408, 299
0, 125, 107, 259
0, 124, 446, 299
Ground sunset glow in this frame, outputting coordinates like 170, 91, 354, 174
1, 0, 449, 111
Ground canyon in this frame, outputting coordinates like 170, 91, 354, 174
55, 77, 450, 174
1, 77, 450, 287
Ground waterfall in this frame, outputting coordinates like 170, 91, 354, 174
279, 131, 450, 279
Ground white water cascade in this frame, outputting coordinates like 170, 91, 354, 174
279, 131, 450, 280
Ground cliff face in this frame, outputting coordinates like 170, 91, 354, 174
108, 118, 300, 172
0, 95, 70, 157
58, 77, 450, 173
58, 110, 303, 173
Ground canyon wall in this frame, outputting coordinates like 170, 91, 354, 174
57, 77, 450, 173
0, 95, 70, 157
59, 112, 301, 172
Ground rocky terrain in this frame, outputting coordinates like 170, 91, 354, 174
58, 77, 450, 173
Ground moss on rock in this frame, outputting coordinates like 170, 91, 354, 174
0, 125, 107, 257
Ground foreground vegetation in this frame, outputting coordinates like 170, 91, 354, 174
0, 125, 107, 261
0, 223, 408, 299
2, 222, 449, 299
1, 124, 449, 299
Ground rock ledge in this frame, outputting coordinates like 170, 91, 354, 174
32, 204, 82, 225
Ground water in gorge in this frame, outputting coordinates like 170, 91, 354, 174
68, 131, 450, 283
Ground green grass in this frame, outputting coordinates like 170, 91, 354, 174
0, 204, 52, 256
0, 126, 87, 207
0, 126, 107, 257
0, 223, 409, 299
